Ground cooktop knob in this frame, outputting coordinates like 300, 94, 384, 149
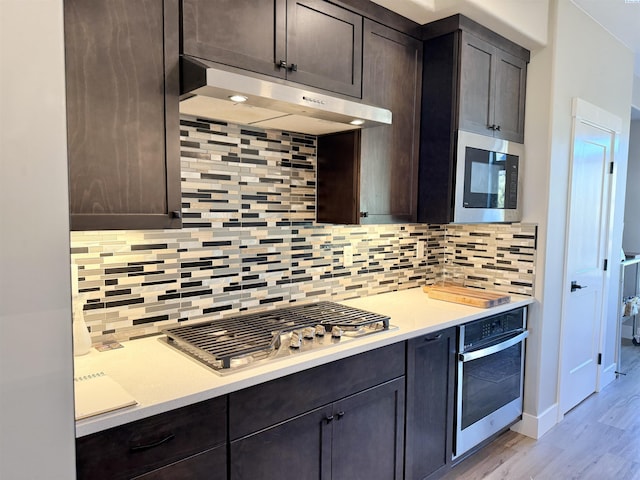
315, 324, 326, 337
289, 331, 302, 349
331, 326, 343, 338
302, 326, 315, 339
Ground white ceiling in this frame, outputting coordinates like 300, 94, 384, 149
572, 0, 640, 77
557, 0, 640, 119
373, 0, 640, 117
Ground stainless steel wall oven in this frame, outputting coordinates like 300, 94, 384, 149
455, 307, 528, 458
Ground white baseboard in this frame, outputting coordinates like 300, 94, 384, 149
599, 362, 617, 390
510, 403, 559, 439
513, 367, 617, 440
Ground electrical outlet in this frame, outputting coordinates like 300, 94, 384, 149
416, 240, 425, 259
343, 245, 353, 267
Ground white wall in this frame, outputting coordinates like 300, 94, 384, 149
369, 0, 549, 50
632, 76, 640, 110
518, 29, 555, 429
0, 1, 76, 478
518, 0, 634, 437
552, 0, 632, 386
461, 0, 549, 49
624, 121, 640, 253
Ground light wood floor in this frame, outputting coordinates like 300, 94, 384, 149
441, 341, 640, 480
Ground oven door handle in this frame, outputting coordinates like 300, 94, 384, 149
459, 330, 529, 362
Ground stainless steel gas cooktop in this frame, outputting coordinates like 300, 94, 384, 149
162, 301, 392, 374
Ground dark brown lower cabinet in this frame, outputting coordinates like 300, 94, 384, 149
229, 378, 405, 480
75, 396, 227, 480
405, 328, 456, 480
230, 404, 331, 479
133, 446, 226, 479
331, 378, 405, 480
74, 332, 461, 480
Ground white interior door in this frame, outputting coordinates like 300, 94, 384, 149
559, 119, 614, 415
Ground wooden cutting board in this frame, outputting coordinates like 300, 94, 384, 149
422, 284, 511, 308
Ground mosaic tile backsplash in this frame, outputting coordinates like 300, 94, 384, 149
70, 116, 536, 343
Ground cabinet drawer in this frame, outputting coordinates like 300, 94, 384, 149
229, 342, 405, 439
76, 396, 227, 480
133, 445, 227, 480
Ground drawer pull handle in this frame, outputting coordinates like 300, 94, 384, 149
424, 333, 442, 342
129, 433, 175, 452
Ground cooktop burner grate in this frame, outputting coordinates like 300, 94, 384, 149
162, 301, 389, 370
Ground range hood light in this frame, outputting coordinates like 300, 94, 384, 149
350, 119, 365, 126
180, 57, 392, 135
228, 94, 248, 103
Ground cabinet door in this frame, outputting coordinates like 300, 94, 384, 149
360, 20, 421, 223
459, 32, 495, 137
229, 341, 405, 440
182, 0, 287, 79
133, 446, 226, 480
316, 130, 361, 224
405, 329, 456, 480
230, 405, 333, 480
331, 378, 405, 480
286, 0, 362, 97
417, 32, 458, 225
65, 0, 181, 230
459, 31, 527, 143
493, 49, 527, 143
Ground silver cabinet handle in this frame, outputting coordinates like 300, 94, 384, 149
459, 330, 528, 362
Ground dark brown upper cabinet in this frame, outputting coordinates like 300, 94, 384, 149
181, 0, 363, 98
317, 20, 422, 224
181, 0, 287, 81
417, 15, 529, 224
65, 0, 181, 231
459, 31, 528, 143
421, 15, 529, 145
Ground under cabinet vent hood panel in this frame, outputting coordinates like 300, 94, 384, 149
180, 56, 392, 136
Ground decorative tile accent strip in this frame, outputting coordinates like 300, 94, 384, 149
70, 116, 536, 343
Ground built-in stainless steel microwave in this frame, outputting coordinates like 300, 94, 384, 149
453, 130, 524, 223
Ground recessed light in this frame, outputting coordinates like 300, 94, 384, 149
350, 119, 365, 126
228, 95, 248, 103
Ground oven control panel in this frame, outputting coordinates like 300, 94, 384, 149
462, 307, 525, 349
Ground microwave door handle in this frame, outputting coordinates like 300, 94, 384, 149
459, 330, 529, 362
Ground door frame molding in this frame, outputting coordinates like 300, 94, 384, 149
556, 97, 621, 422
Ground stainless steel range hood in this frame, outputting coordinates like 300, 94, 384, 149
179, 56, 392, 136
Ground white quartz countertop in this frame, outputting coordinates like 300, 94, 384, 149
74, 287, 533, 438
